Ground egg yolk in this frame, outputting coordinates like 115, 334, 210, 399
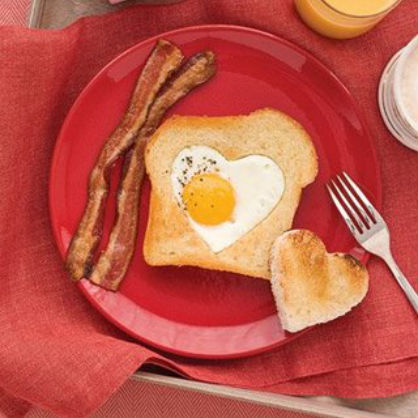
182, 173, 235, 225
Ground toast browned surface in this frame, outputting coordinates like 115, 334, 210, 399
143, 108, 318, 279
270, 229, 369, 332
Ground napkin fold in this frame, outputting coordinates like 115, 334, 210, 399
0, 0, 417, 416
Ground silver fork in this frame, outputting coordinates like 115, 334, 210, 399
327, 172, 418, 314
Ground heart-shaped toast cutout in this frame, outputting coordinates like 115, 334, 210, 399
171, 146, 285, 253
270, 229, 369, 332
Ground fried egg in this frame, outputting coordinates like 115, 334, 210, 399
171, 146, 285, 253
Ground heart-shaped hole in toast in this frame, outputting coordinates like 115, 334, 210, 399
171, 146, 285, 253
270, 229, 369, 332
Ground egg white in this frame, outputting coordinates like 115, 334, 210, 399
171, 146, 285, 253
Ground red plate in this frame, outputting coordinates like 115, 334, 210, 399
50, 25, 381, 359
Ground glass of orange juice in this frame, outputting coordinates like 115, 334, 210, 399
295, 0, 402, 39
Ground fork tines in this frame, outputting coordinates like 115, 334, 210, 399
327, 172, 381, 235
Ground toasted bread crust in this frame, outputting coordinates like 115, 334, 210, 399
144, 108, 318, 279
270, 230, 369, 332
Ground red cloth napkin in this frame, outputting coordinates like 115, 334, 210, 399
0, 0, 417, 416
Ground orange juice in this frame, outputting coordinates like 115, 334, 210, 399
295, 0, 401, 39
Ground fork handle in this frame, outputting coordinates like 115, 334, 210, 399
383, 254, 418, 314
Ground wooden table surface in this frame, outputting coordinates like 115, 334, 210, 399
26, 1, 418, 417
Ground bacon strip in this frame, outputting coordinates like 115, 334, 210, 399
89, 51, 216, 290
65, 40, 184, 281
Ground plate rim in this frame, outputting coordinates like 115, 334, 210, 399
49, 23, 382, 359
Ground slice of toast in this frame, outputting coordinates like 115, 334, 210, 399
270, 229, 369, 332
143, 108, 318, 279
